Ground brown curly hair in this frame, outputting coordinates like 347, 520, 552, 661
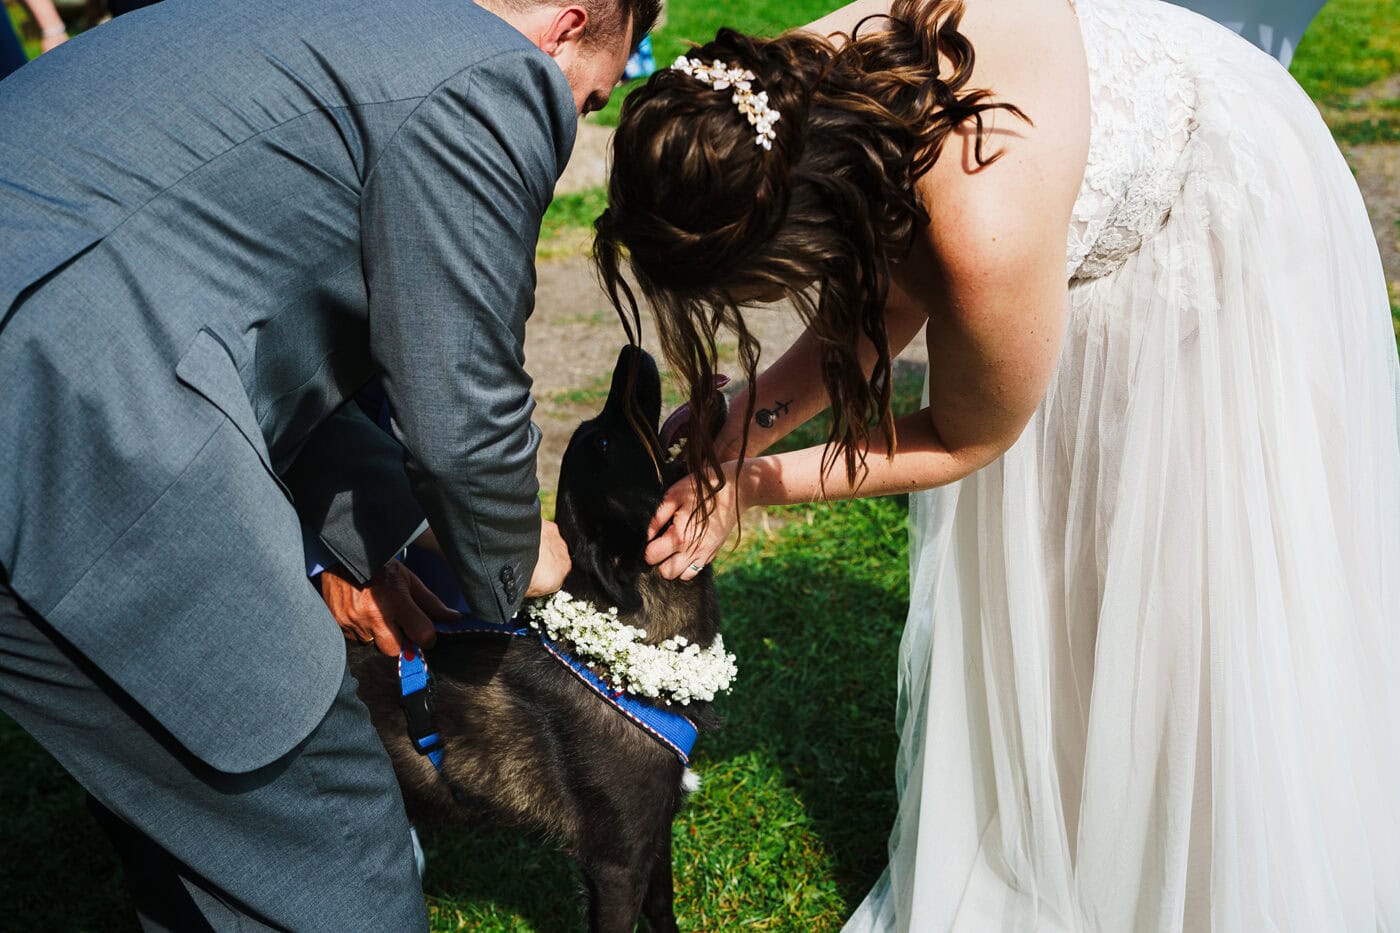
593, 0, 1026, 519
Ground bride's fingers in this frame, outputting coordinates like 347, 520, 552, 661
663, 524, 718, 581
645, 536, 675, 567
645, 510, 683, 564
646, 499, 700, 565
653, 527, 699, 578
663, 551, 702, 580
669, 542, 716, 581
648, 491, 682, 540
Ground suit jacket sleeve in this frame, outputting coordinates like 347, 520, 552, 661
283, 401, 428, 583
361, 47, 576, 623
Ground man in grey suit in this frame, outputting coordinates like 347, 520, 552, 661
0, 0, 657, 926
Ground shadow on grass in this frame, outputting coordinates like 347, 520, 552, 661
706, 496, 910, 909
419, 822, 585, 931
0, 714, 597, 931
0, 715, 136, 930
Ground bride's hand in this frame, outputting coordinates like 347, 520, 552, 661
645, 464, 741, 580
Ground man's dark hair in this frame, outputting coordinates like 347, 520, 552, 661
602, 0, 662, 51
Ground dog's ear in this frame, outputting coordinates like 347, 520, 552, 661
659, 375, 730, 452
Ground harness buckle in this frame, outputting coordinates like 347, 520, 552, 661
400, 688, 442, 756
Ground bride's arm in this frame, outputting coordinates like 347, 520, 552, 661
734, 202, 1071, 507
648, 0, 1086, 578
713, 285, 927, 461
647, 164, 1073, 578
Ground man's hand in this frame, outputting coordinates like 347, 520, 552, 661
526, 518, 571, 597
319, 561, 460, 657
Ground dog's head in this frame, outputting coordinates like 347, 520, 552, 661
554, 346, 725, 609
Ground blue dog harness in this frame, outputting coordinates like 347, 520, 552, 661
397, 615, 700, 781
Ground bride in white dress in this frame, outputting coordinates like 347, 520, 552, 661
594, 0, 1400, 928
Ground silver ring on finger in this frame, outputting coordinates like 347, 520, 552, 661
688, 562, 704, 574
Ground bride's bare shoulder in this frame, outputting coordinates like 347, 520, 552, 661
916, 0, 1090, 276
799, 0, 1080, 56
798, 0, 1089, 155
798, 0, 895, 44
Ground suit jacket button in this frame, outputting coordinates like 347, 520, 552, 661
500, 566, 518, 602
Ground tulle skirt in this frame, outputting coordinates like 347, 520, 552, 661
844, 33, 1400, 933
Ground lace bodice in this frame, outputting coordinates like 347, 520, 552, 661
1065, 0, 1210, 280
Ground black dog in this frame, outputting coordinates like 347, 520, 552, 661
350, 346, 724, 932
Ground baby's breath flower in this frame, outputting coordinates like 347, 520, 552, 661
524, 591, 737, 705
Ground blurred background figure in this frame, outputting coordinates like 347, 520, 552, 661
623, 34, 656, 80
622, 0, 661, 80
2, 0, 68, 79
1169, 0, 1326, 65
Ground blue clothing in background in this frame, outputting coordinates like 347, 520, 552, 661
623, 35, 655, 81
0, 14, 27, 80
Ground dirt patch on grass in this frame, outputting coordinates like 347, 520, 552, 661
1345, 143, 1400, 298
527, 256, 930, 490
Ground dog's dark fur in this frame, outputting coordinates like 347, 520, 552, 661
349, 347, 722, 932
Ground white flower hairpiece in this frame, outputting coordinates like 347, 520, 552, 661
670, 55, 782, 150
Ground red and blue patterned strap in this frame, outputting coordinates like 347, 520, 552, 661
397, 616, 699, 775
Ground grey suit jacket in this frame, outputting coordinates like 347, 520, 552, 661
0, 0, 577, 772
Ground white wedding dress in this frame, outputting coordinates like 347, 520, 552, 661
845, 0, 1400, 929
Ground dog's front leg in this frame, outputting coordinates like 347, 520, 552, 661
639, 823, 678, 933
580, 827, 659, 933
580, 858, 646, 933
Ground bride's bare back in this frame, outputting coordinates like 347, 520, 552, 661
803, 0, 1091, 470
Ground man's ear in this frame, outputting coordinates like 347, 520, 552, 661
538, 5, 588, 57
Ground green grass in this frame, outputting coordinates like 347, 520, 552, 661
549, 366, 692, 411
1328, 116, 1400, 145
538, 187, 610, 257
1289, 0, 1400, 103
0, 716, 134, 929
1390, 283, 1400, 346
548, 370, 614, 408
1291, 0, 1400, 147
7, 2, 40, 60
591, 0, 840, 126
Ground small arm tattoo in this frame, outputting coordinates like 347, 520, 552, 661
754, 400, 792, 429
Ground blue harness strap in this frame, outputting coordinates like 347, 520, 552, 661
396, 615, 700, 778
397, 647, 444, 770
536, 637, 699, 764
431, 619, 533, 638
